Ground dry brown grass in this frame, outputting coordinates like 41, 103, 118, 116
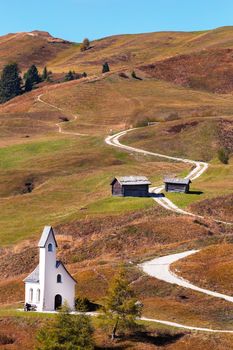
172, 243, 233, 296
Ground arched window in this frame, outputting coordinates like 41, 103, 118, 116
48, 243, 53, 252
57, 274, 62, 283
36, 289, 40, 303
29, 288, 33, 302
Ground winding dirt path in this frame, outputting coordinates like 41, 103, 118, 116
140, 250, 233, 303
36, 91, 233, 332
105, 128, 232, 225
37, 94, 88, 136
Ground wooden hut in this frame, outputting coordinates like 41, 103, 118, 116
164, 177, 191, 193
111, 176, 151, 197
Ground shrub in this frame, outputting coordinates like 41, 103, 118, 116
80, 38, 90, 51
64, 70, 75, 81
102, 62, 110, 73
218, 148, 229, 164
75, 297, 100, 312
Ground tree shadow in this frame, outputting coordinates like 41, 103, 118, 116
95, 345, 129, 350
128, 331, 185, 346
188, 190, 203, 195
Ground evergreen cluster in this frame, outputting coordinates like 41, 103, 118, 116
64, 71, 87, 81
0, 63, 53, 103
0, 63, 22, 103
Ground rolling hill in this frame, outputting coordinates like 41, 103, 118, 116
0, 26, 232, 350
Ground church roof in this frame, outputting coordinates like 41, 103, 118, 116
24, 265, 39, 283
56, 261, 77, 283
38, 226, 58, 248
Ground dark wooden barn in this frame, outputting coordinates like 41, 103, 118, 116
164, 177, 191, 193
111, 176, 151, 197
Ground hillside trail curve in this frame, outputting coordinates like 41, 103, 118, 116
36, 89, 233, 333
105, 128, 232, 226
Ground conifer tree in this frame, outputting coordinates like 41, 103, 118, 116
42, 66, 48, 81
101, 267, 142, 340
24, 64, 41, 84
0, 63, 22, 103
24, 78, 33, 92
36, 306, 94, 350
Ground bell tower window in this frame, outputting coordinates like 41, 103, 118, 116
48, 243, 53, 252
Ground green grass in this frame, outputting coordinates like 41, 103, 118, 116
86, 196, 154, 214
0, 132, 180, 246
165, 189, 204, 208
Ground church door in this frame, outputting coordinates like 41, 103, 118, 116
54, 294, 62, 310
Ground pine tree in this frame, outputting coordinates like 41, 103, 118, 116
36, 306, 94, 350
101, 267, 142, 340
24, 64, 41, 84
24, 78, 33, 92
102, 62, 110, 73
42, 66, 48, 81
0, 63, 22, 103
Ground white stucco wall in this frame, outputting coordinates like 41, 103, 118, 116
25, 230, 76, 312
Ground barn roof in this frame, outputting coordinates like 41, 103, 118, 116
164, 177, 191, 185
38, 226, 58, 248
111, 176, 151, 186
24, 265, 39, 283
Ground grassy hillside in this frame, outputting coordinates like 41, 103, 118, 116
172, 244, 233, 296
47, 26, 233, 74
0, 27, 233, 349
35, 76, 233, 134
0, 31, 73, 71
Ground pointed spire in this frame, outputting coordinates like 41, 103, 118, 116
38, 226, 58, 248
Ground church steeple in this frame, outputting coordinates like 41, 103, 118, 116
38, 226, 58, 311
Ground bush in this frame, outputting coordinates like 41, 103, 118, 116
75, 297, 100, 312
218, 148, 229, 164
80, 38, 90, 51
102, 62, 110, 74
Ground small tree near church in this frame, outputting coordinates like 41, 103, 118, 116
101, 267, 143, 340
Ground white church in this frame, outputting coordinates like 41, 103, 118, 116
24, 226, 76, 312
